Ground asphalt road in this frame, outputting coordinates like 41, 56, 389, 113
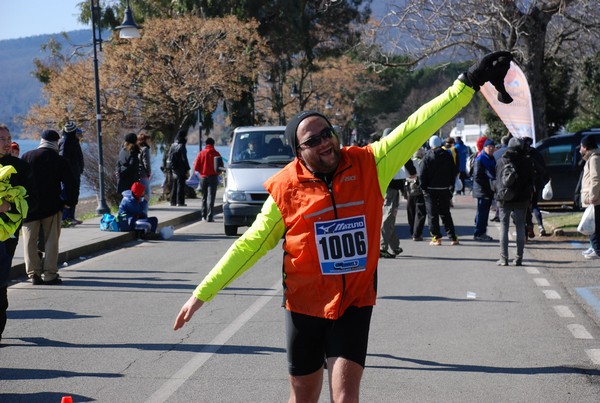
2, 195, 600, 402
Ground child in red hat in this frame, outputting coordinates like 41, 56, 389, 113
117, 182, 158, 234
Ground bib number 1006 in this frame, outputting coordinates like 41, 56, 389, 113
318, 231, 366, 260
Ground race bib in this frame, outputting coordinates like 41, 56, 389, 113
314, 216, 368, 275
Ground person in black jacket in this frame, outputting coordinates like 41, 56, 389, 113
21, 129, 76, 285
420, 135, 459, 246
59, 121, 85, 226
116, 132, 140, 194
495, 137, 535, 266
0, 124, 37, 345
168, 130, 191, 207
523, 137, 550, 237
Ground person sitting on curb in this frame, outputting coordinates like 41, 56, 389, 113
118, 182, 158, 235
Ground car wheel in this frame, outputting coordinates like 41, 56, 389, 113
224, 224, 238, 236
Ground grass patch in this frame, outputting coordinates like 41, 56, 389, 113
544, 212, 583, 231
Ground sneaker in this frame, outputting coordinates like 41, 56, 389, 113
474, 234, 494, 241
582, 247, 595, 256
513, 258, 523, 266
527, 228, 535, 239
412, 236, 423, 242
31, 274, 43, 285
429, 238, 442, 246
61, 219, 74, 228
392, 248, 403, 255
450, 239, 460, 246
380, 250, 395, 259
177, 203, 187, 207
72, 219, 83, 225
584, 252, 600, 260
496, 259, 508, 266
43, 276, 63, 285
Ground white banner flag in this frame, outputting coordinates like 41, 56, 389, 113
480, 61, 535, 143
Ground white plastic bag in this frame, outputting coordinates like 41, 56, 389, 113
160, 225, 175, 240
577, 205, 596, 235
454, 176, 463, 192
542, 180, 553, 200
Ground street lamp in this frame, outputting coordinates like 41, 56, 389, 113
90, 0, 140, 215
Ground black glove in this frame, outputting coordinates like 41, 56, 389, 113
460, 51, 513, 104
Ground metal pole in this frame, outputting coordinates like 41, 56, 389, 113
91, 0, 110, 214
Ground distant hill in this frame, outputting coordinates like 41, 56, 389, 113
0, 30, 91, 137
0, 2, 396, 138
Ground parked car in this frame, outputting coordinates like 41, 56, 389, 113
222, 126, 294, 236
534, 127, 600, 207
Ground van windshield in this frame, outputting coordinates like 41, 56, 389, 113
231, 131, 295, 164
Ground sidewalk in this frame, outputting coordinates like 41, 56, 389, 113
9, 190, 223, 281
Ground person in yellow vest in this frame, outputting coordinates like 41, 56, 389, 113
174, 51, 513, 401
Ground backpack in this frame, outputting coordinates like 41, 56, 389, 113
467, 152, 477, 177
100, 214, 119, 232
496, 158, 519, 202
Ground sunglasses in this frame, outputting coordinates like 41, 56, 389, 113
297, 127, 336, 149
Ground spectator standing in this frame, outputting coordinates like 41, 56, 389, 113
406, 148, 427, 241
137, 133, 152, 212
59, 121, 84, 226
490, 134, 511, 222
579, 135, 600, 260
495, 138, 535, 266
380, 164, 406, 258
0, 124, 35, 345
174, 51, 513, 402
117, 133, 140, 194
168, 130, 191, 207
21, 129, 76, 284
420, 135, 460, 246
472, 138, 496, 241
523, 137, 550, 237
193, 137, 222, 222
454, 136, 470, 194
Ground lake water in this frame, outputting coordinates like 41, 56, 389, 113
14, 139, 230, 199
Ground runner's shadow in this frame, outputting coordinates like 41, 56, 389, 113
366, 353, 600, 375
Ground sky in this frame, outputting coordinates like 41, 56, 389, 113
0, 1, 87, 41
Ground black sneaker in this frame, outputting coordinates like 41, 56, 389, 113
31, 274, 43, 285
380, 250, 395, 259
43, 276, 63, 285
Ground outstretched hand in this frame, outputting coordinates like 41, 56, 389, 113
173, 295, 205, 330
467, 51, 514, 103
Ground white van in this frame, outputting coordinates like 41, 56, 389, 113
223, 126, 294, 236
449, 124, 488, 153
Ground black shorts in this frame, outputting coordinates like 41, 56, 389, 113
285, 305, 373, 376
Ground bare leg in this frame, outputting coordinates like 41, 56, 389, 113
289, 367, 324, 403
327, 357, 363, 403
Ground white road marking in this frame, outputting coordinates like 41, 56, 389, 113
525, 267, 540, 274
553, 305, 575, 318
543, 290, 561, 300
567, 324, 594, 339
147, 279, 282, 403
586, 349, 600, 365
534, 278, 550, 287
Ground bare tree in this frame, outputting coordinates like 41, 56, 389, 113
366, 0, 600, 139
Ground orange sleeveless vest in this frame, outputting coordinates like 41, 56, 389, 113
265, 146, 383, 319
